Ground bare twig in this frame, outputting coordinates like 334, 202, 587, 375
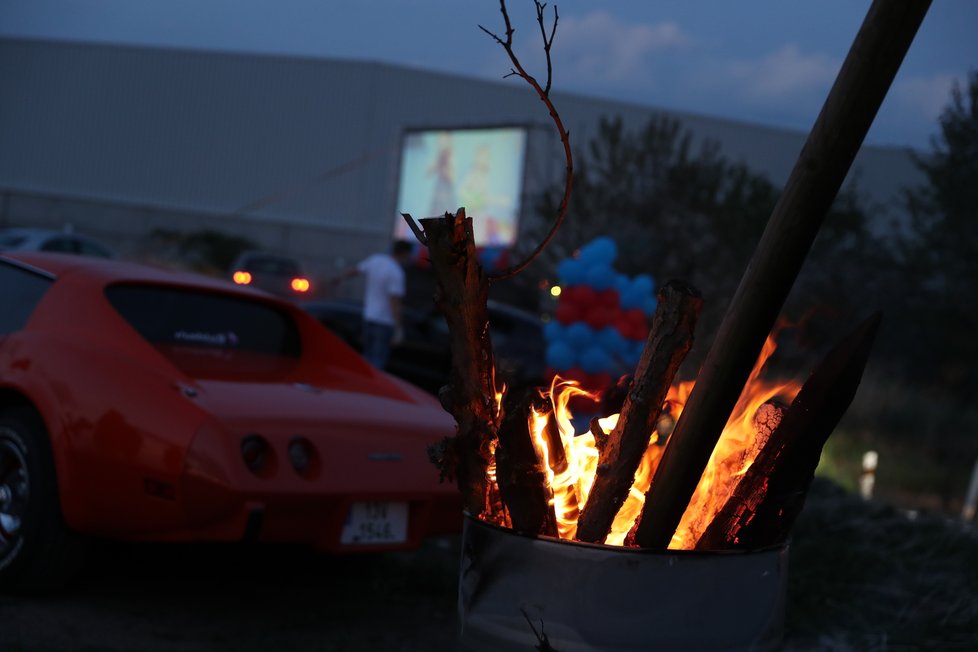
480, 0, 572, 283
399, 212, 429, 247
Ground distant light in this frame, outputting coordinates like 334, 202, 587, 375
291, 277, 311, 293
233, 271, 252, 285
550, 285, 562, 297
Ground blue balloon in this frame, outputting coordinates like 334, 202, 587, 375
641, 295, 658, 317
546, 341, 576, 372
478, 247, 502, 269
626, 340, 645, 367
597, 326, 628, 356
544, 320, 565, 343
565, 322, 595, 348
632, 274, 656, 297
585, 263, 616, 291
619, 285, 640, 309
557, 258, 586, 286
580, 346, 612, 374
581, 236, 618, 266
614, 273, 631, 295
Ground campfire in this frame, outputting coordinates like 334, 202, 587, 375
485, 333, 801, 550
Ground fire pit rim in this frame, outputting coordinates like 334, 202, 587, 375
462, 511, 789, 556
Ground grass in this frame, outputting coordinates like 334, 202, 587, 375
783, 478, 978, 651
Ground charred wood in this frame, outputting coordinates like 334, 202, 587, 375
695, 313, 881, 550
419, 209, 499, 518
575, 281, 703, 544
495, 387, 558, 537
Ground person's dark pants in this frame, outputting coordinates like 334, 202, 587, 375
362, 320, 395, 369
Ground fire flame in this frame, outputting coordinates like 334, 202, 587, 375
500, 334, 799, 550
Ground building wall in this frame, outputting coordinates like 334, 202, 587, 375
0, 37, 922, 283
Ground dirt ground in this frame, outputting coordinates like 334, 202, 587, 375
0, 537, 461, 652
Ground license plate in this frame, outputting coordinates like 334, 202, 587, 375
340, 502, 409, 545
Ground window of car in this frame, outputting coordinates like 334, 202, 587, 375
0, 261, 53, 335
76, 239, 114, 258
39, 236, 78, 253
105, 284, 302, 378
0, 233, 28, 249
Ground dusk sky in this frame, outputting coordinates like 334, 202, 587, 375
2, 1, 975, 150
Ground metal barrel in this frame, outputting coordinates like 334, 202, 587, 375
457, 514, 787, 652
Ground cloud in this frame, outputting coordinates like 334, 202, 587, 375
891, 73, 958, 121
554, 11, 689, 82
724, 44, 839, 103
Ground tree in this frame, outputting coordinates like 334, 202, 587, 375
530, 114, 879, 368
896, 71, 978, 398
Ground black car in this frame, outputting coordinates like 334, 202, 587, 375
303, 299, 546, 395
229, 250, 312, 300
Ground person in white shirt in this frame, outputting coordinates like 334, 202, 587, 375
333, 240, 413, 369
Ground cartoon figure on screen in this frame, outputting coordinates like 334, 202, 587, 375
459, 143, 514, 245
426, 131, 456, 216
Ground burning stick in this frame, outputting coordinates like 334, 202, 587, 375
695, 313, 881, 550
575, 281, 702, 544
496, 387, 558, 536
636, 0, 930, 550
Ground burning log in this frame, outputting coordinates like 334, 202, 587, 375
636, 0, 931, 550
695, 313, 881, 551
495, 387, 558, 536
576, 281, 702, 544
416, 209, 500, 518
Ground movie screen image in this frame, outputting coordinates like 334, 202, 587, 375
393, 127, 527, 247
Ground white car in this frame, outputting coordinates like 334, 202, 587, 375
0, 227, 116, 259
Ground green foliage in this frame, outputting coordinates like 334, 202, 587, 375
892, 70, 978, 400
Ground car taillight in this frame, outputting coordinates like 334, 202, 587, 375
240, 434, 270, 474
291, 277, 311, 293
233, 270, 252, 285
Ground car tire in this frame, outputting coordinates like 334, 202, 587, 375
0, 407, 89, 593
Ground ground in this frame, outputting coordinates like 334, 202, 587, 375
4, 479, 977, 651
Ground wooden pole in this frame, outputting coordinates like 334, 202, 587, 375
637, 0, 932, 549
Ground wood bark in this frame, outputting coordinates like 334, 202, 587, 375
495, 388, 558, 536
575, 281, 702, 544
420, 209, 499, 518
636, 0, 931, 550
695, 313, 881, 550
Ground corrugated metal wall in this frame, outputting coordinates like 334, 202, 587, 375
0, 37, 921, 271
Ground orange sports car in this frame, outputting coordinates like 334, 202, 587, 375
0, 252, 460, 591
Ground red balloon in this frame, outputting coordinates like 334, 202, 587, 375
555, 302, 583, 325
585, 305, 614, 330
566, 285, 598, 308
596, 289, 620, 309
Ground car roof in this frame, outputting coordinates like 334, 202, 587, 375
2, 251, 261, 296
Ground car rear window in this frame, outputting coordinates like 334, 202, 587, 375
105, 284, 301, 359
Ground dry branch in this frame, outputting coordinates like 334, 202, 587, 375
481, 0, 572, 282
636, 0, 930, 550
575, 281, 703, 544
695, 313, 881, 550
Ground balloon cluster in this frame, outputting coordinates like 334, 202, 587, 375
545, 237, 658, 409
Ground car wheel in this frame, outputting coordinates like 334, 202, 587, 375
0, 407, 88, 593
